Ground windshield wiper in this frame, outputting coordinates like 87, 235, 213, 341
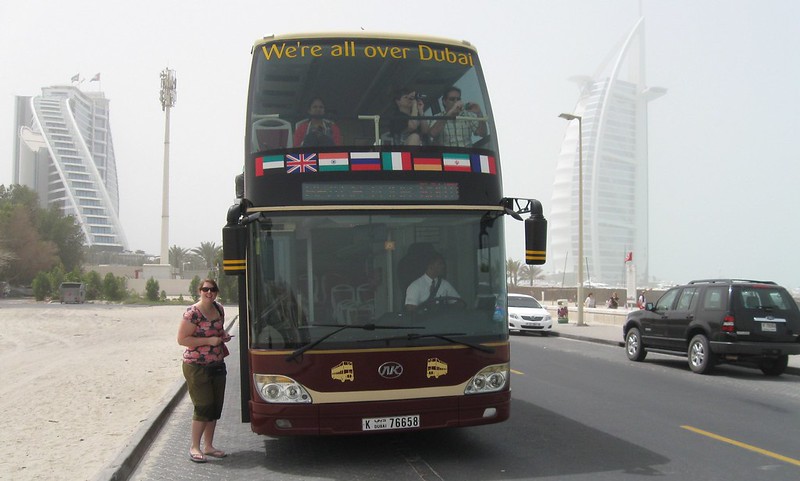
362, 332, 495, 354
286, 323, 420, 362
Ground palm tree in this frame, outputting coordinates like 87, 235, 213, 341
168, 245, 191, 271
192, 241, 222, 270
519, 264, 544, 286
506, 258, 522, 286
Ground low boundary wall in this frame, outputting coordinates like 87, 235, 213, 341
545, 305, 629, 327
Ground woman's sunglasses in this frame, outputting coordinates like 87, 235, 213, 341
200, 287, 219, 293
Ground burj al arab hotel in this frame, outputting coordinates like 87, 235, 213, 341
550, 18, 665, 287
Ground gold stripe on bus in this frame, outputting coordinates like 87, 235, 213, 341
246, 205, 504, 213
251, 341, 509, 356
306, 383, 472, 404
223, 259, 245, 265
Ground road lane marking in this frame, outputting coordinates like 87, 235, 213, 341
511, 369, 525, 375
681, 425, 800, 467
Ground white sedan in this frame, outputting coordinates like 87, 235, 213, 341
507, 293, 553, 336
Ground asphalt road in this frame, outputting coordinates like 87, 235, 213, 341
129, 332, 800, 480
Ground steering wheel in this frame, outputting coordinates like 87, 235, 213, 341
433, 296, 467, 309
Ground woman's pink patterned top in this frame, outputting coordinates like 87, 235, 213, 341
182, 302, 227, 365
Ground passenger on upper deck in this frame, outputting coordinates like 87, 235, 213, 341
386, 87, 430, 146
429, 86, 487, 147
293, 97, 342, 147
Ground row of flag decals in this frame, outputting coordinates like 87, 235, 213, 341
256, 152, 496, 176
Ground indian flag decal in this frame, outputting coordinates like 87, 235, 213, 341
318, 152, 350, 171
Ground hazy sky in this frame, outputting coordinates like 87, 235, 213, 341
1, 0, 798, 288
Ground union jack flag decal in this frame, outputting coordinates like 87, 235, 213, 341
286, 153, 318, 174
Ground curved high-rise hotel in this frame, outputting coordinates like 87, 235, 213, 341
550, 18, 665, 287
13, 85, 128, 251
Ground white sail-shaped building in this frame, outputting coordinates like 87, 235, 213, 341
13, 85, 128, 251
550, 18, 665, 287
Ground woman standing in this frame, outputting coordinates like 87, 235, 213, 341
177, 279, 231, 463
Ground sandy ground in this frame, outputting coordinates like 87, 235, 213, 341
0, 300, 236, 481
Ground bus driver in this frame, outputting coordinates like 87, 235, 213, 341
405, 253, 461, 311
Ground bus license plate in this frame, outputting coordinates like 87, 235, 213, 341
362, 415, 420, 431
761, 322, 776, 332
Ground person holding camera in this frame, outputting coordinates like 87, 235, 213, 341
177, 279, 232, 463
293, 97, 342, 147
387, 86, 430, 146
429, 86, 487, 147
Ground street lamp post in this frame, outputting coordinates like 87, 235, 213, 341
559, 113, 585, 326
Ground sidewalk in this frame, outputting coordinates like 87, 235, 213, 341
549, 320, 800, 375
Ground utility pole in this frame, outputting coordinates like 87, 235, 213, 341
159, 68, 177, 267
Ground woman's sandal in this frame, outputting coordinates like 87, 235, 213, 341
188, 451, 207, 463
204, 449, 227, 458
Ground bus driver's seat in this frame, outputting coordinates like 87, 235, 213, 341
252, 117, 293, 151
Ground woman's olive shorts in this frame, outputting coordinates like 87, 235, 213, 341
182, 362, 227, 421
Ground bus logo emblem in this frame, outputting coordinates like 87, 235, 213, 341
331, 361, 354, 382
378, 362, 403, 379
426, 358, 448, 379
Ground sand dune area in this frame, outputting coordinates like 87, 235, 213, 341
0, 300, 227, 481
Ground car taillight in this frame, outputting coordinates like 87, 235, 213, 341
722, 315, 735, 332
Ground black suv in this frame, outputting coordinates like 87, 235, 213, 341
623, 279, 800, 375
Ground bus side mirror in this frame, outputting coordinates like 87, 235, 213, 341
223, 203, 247, 276
524, 213, 547, 265
235, 173, 244, 200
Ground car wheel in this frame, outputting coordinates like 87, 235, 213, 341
688, 334, 716, 374
759, 355, 788, 376
625, 327, 647, 361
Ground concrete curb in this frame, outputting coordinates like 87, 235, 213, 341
551, 331, 800, 376
551, 330, 625, 348
93, 315, 239, 481
91, 379, 187, 481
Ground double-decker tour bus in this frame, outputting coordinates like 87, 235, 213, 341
223, 32, 547, 436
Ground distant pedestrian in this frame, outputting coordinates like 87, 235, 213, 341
177, 279, 231, 463
637, 291, 647, 309
607, 292, 619, 309
584, 292, 596, 308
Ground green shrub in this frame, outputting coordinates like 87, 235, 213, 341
145, 277, 160, 301
32, 272, 51, 301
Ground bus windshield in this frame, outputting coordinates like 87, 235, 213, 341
248, 210, 506, 350
248, 36, 495, 152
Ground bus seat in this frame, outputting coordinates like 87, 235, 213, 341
330, 284, 355, 323
343, 283, 376, 324
252, 117, 293, 151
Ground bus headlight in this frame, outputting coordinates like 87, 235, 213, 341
254, 374, 312, 403
464, 363, 509, 395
